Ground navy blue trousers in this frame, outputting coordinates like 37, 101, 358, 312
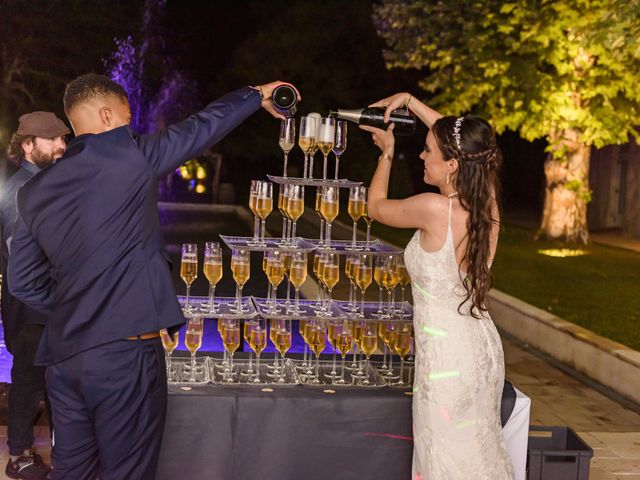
45, 338, 167, 480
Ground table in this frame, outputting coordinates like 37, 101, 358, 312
157, 355, 526, 480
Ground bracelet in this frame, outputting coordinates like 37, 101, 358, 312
404, 94, 412, 108
379, 153, 393, 164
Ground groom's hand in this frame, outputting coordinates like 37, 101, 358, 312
254, 81, 302, 120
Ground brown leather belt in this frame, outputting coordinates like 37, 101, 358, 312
125, 332, 161, 341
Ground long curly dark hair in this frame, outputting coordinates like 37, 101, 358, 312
432, 115, 502, 318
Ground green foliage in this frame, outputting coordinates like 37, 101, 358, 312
373, 0, 640, 152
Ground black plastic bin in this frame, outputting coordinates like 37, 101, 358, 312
527, 426, 593, 480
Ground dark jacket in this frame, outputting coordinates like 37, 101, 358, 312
8, 86, 261, 365
0, 160, 47, 352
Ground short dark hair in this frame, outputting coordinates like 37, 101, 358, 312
63, 73, 128, 113
7, 133, 34, 166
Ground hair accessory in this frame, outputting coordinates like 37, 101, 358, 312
452, 117, 464, 150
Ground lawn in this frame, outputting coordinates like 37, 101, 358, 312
369, 222, 640, 351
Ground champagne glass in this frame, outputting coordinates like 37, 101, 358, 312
279, 118, 295, 177
307, 319, 327, 384
265, 251, 285, 313
307, 112, 321, 179
382, 255, 398, 316
332, 120, 347, 180
358, 321, 378, 385
185, 317, 203, 382
334, 320, 353, 385
288, 251, 308, 314
396, 256, 411, 315
203, 242, 223, 314
319, 186, 339, 248
180, 243, 198, 313
273, 318, 292, 382
317, 117, 335, 180
285, 184, 304, 242
221, 318, 240, 383
345, 255, 360, 313
242, 319, 258, 377
255, 181, 273, 246
362, 187, 374, 250
326, 319, 342, 378
393, 322, 413, 386
348, 186, 366, 249
311, 252, 327, 312
355, 254, 373, 318
371, 256, 386, 318
315, 188, 325, 246
377, 322, 389, 371
350, 319, 367, 379
277, 184, 290, 245
322, 253, 339, 315
248, 180, 260, 245
299, 116, 316, 178
382, 321, 400, 380
268, 318, 284, 377
160, 329, 179, 382
231, 249, 250, 313
249, 317, 267, 383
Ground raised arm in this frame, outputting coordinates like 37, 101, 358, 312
369, 92, 443, 128
7, 198, 56, 314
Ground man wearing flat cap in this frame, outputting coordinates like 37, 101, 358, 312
1, 111, 68, 480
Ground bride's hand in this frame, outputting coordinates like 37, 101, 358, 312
368, 92, 412, 122
360, 123, 395, 156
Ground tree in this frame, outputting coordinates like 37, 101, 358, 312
373, 0, 640, 244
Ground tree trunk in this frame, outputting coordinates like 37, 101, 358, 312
538, 131, 591, 244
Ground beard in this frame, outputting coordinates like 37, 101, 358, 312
30, 145, 64, 169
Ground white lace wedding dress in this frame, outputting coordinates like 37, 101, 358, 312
403, 199, 515, 479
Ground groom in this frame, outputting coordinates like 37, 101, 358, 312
8, 73, 295, 479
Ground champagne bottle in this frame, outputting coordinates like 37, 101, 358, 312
328, 107, 415, 135
272, 84, 298, 117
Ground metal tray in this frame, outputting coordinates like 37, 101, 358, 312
208, 357, 301, 385
220, 235, 317, 253
334, 300, 413, 321
292, 359, 387, 387
267, 175, 362, 189
168, 356, 211, 386
178, 296, 258, 319
252, 297, 348, 320
303, 238, 403, 255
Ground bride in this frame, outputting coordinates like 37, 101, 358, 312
362, 93, 515, 479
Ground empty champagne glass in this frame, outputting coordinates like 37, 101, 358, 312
203, 242, 223, 314
322, 253, 339, 315
221, 318, 240, 383
358, 321, 378, 385
249, 317, 268, 383
362, 188, 374, 250
307, 112, 321, 178
356, 254, 373, 318
319, 186, 339, 248
333, 320, 353, 385
332, 120, 347, 180
185, 317, 204, 382
288, 251, 308, 314
231, 249, 250, 313
348, 186, 366, 249
279, 118, 295, 177
180, 243, 198, 313
277, 184, 290, 245
160, 329, 179, 382
315, 188, 325, 246
299, 116, 317, 178
285, 184, 304, 242
393, 322, 413, 386
255, 181, 273, 245
249, 180, 260, 245
317, 117, 335, 180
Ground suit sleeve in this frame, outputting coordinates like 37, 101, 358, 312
7, 197, 55, 314
136, 86, 262, 177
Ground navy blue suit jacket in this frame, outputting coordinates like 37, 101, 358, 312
8, 86, 261, 365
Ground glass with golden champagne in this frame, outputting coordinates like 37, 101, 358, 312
322, 253, 339, 315
160, 328, 179, 382
288, 251, 308, 314
248, 317, 267, 383
255, 181, 273, 246
285, 184, 305, 242
358, 321, 379, 385
333, 320, 353, 385
381, 321, 400, 380
326, 319, 342, 378
270, 318, 292, 382
185, 317, 204, 382
396, 256, 411, 315
299, 115, 317, 179
345, 255, 360, 313
306, 319, 327, 384
315, 187, 325, 246
180, 243, 198, 313
242, 320, 258, 377
317, 117, 335, 180
371, 256, 386, 317
203, 242, 223, 314
220, 318, 240, 383
348, 186, 366, 249
355, 254, 373, 318
362, 187, 375, 250
249, 180, 260, 245
277, 184, 290, 245
311, 252, 327, 312
265, 251, 285, 313
393, 322, 413, 386
231, 249, 250, 313
382, 255, 399, 316
319, 186, 339, 248
279, 118, 295, 177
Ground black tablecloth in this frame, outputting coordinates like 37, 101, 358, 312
157, 355, 516, 480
